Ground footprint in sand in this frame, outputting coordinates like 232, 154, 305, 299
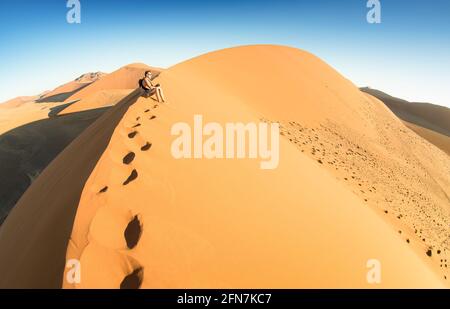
132, 123, 141, 128
98, 186, 108, 194
144, 109, 150, 113
120, 267, 143, 289
149, 115, 156, 120
141, 142, 152, 151
123, 169, 138, 185
123, 152, 135, 165
124, 215, 142, 249
128, 131, 138, 139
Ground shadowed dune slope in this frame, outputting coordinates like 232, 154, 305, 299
0, 107, 109, 225
0, 89, 142, 288
0, 101, 66, 135
38, 72, 105, 103
62, 45, 448, 288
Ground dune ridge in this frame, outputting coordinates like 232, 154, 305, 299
0, 45, 448, 288
0, 65, 163, 225
38, 72, 106, 103
360, 87, 450, 156
59, 89, 134, 115
0, 90, 143, 288
63, 64, 160, 103
63, 45, 448, 288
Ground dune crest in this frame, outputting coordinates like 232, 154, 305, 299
63, 45, 448, 288
0, 45, 448, 288
38, 72, 106, 103
59, 89, 134, 115
63, 64, 160, 103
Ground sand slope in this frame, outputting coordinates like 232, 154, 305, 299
0, 101, 64, 134
0, 107, 109, 225
64, 46, 448, 288
361, 87, 450, 136
0, 68, 149, 224
0, 46, 448, 288
63, 64, 160, 103
59, 89, 134, 115
0, 96, 39, 109
39, 72, 105, 103
360, 87, 450, 156
0, 90, 142, 288
403, 121, 450, 155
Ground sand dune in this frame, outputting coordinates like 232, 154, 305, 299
0, 101, 63, 134
360, 87, 450, 156
59, 89, 134, 115
0, 67, 151, 225
403, 121, 450, 155
0, 46, 448, 288
63, 64, 160, 103
361, 87, 450, 136
0, 71, 107, 134
38, 72, 105, 103
0, 107, 109, 225
0, 96, 39, 109
0, 90, 142, 288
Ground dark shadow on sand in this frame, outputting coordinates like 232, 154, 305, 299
36, 83, 91, 103
47, 101, 80, 117
0, 89, 142, 288
0, 106, 110, 225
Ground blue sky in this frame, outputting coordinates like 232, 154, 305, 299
0, 0, 449, 107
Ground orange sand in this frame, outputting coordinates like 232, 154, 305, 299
60, 89, 134, 115
64, 46, 449, 288
63, 64, 160, 103
0, 100, 66, 135
403, 121, 450, 155
40, 72, 105, 102
0, 45, 448, 289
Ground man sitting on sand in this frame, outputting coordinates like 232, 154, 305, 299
140, 71, 166, 102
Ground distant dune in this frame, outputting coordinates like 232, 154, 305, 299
38, 72, 105, 103
0, 96, 39, 109
360, 88, 450, 135
59, 89, 134, 115
403, 121, 450, 155
0, 65, 159, 223
360, 87, 450, 156
63, 64, 160, 104
0, 46, 448, 289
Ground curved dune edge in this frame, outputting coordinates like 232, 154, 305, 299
403, 120, 450, 155
63, 64, 160, 103
64, 45, 448, 288
0, 90, 143, 288
0, 101, 66, 135
0, 45, 448, 288
59, 89, 135, 115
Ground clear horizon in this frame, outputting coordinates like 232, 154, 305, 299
0, 0, 449, 107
